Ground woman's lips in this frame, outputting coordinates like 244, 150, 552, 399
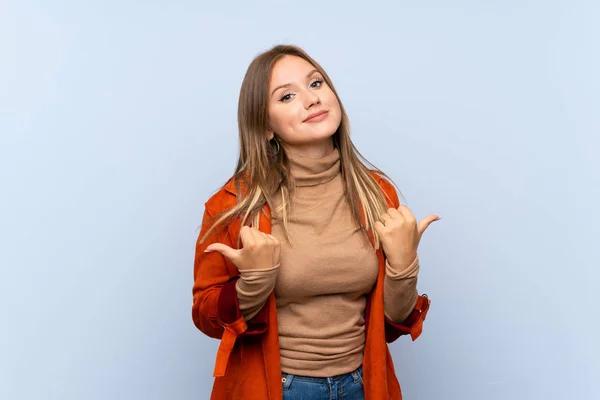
303, 111, 329, 123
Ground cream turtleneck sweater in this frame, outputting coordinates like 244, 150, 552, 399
235, 147, 419, 377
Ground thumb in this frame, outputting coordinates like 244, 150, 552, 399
204, 243, 239, 261
417, 214, 441, 236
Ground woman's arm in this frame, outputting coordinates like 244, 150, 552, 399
192, 205, 270, 339
236, 266, 278, 321
383, 255, 420, 323
376, 175, 432, 343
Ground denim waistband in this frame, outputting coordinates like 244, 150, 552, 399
281, 365, 363, 385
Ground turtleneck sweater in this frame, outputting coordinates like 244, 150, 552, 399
234, 146, 419, 377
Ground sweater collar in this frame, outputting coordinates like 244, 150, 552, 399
285, 147, 341, 187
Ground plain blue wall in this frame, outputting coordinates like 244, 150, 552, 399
1, 1, 598, 399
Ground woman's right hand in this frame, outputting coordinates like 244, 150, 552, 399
204, 225, 281, 271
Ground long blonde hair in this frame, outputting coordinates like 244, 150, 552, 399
199, 44, 404, 250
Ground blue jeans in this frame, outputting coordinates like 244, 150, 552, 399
281, 366, 365, 400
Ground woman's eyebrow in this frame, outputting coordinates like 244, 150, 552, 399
271, 69, 319, 97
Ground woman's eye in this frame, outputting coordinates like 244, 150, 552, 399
278, 80, 322, 102
280, 93, 293, 102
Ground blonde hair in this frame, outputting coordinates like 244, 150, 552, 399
199, 44, 404, 250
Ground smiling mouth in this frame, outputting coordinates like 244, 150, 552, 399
304, 111, 329, 123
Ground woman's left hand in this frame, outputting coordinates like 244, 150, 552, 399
374, 205, 440, 271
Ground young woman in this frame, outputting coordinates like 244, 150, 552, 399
192, 44, 438, 400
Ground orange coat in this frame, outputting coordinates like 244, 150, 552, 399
192, 171, 431, 399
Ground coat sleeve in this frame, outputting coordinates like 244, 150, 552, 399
384, 294, 431, 343
191, 204, 269, 339
377, 175, 432, 343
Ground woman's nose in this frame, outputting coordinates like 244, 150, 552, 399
303, 91, 321, 109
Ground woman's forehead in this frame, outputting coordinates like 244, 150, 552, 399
270, 56, 317, 85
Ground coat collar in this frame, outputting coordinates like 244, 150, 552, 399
224, 178, 236, 195
223, 172, 250, 196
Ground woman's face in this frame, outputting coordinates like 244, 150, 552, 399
267, 55, 342, 156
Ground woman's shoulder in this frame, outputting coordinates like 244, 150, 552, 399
368, 169, 399, 207
368, 170, 394, 192
204, 172, 252, 214
203, 176, 238, 214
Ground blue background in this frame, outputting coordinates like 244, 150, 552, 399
1, 1, 598, 399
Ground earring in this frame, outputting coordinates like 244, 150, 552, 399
268, 138, 280, 155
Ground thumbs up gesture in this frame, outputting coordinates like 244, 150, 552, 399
204, 225, 281, 272
374, 205, 440, 270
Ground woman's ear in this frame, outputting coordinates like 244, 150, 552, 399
266, 128, 274, 141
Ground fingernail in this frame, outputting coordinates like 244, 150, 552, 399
204, 249, 212, 253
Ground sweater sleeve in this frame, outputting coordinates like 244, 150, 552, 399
383, 255, 420, 323
235, 265, 279, 321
